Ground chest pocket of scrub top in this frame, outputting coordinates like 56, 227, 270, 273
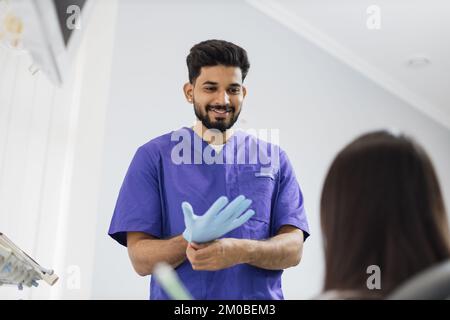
237, 166, 277, 240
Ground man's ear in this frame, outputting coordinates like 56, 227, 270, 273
242, 86, 247, 99
183, 82, 194, 104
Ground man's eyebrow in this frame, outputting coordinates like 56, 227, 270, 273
201, 81, 242, 87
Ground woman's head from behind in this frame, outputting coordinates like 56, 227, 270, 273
321, 130, 450, 298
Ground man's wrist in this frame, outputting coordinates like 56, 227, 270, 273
173, 234, 189, 251
231, 238, 257, 265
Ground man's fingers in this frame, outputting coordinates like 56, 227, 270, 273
188, 254, 217, 270
226, 198, 252, 223
215, 195, 249, 224
182, 202, 195, 242
187, 241, 218, 259
190, 261, 214, 271
190, 242, 209, 250
186, 245, 215, 269
227, 209, 255, 231
203, 196, 229, 219
186, 243, 195, 253
182, 202, 195, 227
193, 245, 216, 260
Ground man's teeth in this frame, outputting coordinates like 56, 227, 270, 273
210, 108, 229, 114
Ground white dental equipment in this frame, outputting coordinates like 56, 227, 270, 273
0, 232, 58, 290
153, 262, 193, 300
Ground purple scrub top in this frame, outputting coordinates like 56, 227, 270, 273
108, 127, 309, 300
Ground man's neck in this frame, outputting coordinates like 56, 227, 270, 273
192, 121, 234, 145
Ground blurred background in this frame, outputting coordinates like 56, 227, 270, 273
0, 0, 449, 299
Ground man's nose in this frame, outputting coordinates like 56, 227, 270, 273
212, 90, 230, 105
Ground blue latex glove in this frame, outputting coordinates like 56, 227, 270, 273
182, 195, 255, 243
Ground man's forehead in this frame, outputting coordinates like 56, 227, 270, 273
197, 65, 243, 84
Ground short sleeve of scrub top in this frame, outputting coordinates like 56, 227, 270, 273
271, 150, 310, 240
108, 146, 162, 246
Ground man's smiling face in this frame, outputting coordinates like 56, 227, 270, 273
186, 65, 247, 132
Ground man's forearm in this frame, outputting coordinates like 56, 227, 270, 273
238, 229, 304, 270
128, 234, 188, 276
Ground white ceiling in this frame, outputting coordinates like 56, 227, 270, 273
246, 0, 450, 130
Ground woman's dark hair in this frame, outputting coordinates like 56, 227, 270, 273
186, 39, 250, 84
321, 130, 450, 298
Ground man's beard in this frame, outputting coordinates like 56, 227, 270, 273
193, 101, 241, 132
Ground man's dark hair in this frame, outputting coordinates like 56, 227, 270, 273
321, 130, 450, 298
186, 39, 250, 84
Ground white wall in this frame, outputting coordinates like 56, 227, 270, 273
91, 0, 450, 299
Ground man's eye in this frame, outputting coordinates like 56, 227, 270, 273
204, 87, 216, 92
229, 88, 240, 94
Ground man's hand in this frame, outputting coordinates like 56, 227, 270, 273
182, 195, 255, 243
186, 238, 245, 271
186, 226, 304, 272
